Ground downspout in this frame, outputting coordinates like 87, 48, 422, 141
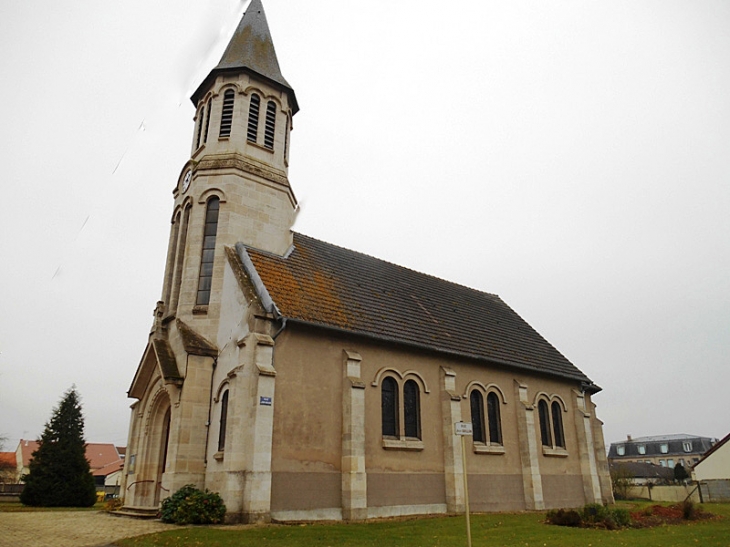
204, 356, 218, 466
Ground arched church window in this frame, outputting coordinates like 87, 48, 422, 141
551, 401, 565, 448
470, 390, 485, 443
381, 377, 398, 437
196, 197, 220, 305
264, 101, 276, 149
403, 379, 420, 439
247, 93, 260, 143
219, 89, 235, 138
218, 390, 229, 452
195, 104, 205, 149
171, 205, 191, 312
487, 391, 502, 445
203, 98, 212, 143
538, 399, 552, 447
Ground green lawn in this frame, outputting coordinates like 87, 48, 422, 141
116, 502, 730, 547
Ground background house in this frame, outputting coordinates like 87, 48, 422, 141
693, 432, 730, 502
608, 434, 716, 470
15, 439, 125, 492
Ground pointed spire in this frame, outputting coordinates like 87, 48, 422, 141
191, 0, 298, 113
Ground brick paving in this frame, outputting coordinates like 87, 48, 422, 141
0, 511, 182, 547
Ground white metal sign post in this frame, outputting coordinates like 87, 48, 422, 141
455, 421, 473, 547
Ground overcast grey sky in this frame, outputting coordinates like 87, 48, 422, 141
1, 0, 728, 452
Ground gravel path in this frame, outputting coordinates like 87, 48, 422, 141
0, 511, 182, 547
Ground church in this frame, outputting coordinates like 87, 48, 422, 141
122, 0, 613, 523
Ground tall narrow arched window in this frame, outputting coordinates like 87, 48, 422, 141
264, 101, 276, 149
470, 391, 486, 443
283, 114, 290, 161
247, 93, 260, 142
217, 390, 229, 452
171, 205, 191, 312
203, 98, 212, 143
381, 377, 398, 437
486, 392, 503, 445
538, 399, 552, 447
219, 89, 235, 137
196, 197, 219, 306
403, 380, 421, 439
195, 104, 205, 149
163, 212, 181, 307
551, 401, 565, 448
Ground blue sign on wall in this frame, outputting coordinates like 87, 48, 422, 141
260, 396, 272, 406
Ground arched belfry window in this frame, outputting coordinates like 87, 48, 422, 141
217, 390, 229, 452
381, 377, 398, 437
247, 93, 260, 143
219, 89, 235, 138
203, 98, 212, 143
196, 197, 220, 306
195, 104, 206, 149
264, 101, 276, 149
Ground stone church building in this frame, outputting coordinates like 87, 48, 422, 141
122, 0, 613, 523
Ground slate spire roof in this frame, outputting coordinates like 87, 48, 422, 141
191, 0, 298, 112
237, 233, 597, 389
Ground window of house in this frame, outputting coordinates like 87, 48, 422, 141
264, 101, 276, 149
247, 93, 260, 142
217, 390, 229, 452
683, 442, 692, 453
660, 443, 669, 454
638, 444, 646, 455
659, 459, 666, 467
668, 459, 675, 468
219, 89, 235, 137
617, 445, 625, 456
196, 197, 219, 306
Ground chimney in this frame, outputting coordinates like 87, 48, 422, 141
627, 435, 632, 442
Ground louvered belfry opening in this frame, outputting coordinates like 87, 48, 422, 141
264, 101, 276, 149
247, 93, 261, 142
203, 98, 212, 143
219, 90, 235, 137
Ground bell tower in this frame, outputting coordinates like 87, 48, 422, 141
160, 0, 298, 321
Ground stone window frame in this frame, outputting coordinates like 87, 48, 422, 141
463, 381, 506, 455
682, 441, 693, 453
219, 88, 235, 138
372, 367, 429, 451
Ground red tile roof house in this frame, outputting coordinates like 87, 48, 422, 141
16, 439, 125, 488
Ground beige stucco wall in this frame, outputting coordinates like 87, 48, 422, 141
266, 324, 608, 516
694, 440, 730, 481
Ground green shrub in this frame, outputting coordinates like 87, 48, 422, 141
581, 503, 608, 524
160, 484, 226, 525
546, 508, 582, 527
610, 507, 631, 527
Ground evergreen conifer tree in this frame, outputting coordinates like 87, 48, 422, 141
20, 387, 97, 506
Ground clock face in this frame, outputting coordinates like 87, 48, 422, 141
182, 171, 192, 193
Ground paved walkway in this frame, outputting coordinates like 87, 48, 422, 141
0, 511, 182, 547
